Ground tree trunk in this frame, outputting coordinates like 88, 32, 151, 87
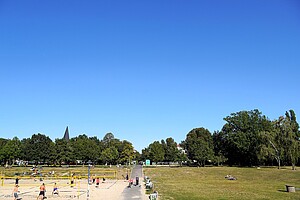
275, 156, 280, 169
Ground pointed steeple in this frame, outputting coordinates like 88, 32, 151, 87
63, 126, 70, 141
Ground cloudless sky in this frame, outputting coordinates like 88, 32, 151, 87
0, 0, 299, 151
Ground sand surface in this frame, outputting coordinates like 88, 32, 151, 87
0, 179, 148, 200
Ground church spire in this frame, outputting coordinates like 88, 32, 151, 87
63, 126, 70, 141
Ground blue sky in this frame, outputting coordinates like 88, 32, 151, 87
0, 0, 299, 151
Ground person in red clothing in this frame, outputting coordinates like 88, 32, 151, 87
96, 177, 100, 188
37, 183, 46, 200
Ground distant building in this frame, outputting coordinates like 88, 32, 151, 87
63, 126, 70, 141
177, 144, 186, 154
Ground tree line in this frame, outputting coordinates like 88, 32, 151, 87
1, 109, 299, 169
0, 132, 137, 166
141, 109, 300, 169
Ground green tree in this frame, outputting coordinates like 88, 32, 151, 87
164, 137, 179, 162
54, 138, 73, 165
102, 132, 115, 148
118, 140, 135, 165
134, 150, 141, 162
100, 147, 119, 165
212, 131, 228, 166
1, 137, 21, 165
286, 110, 300, 137
141, 148, 150, 162
0, 138, 8, 165
148, 141, 165, 163
274, 113, 300, 170
184, 128, 214, 166
70, 134, 99, 163
221, 109, 272, 166
22, 133, 55, 164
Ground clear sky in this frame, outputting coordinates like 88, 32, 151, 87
0, 0, 299, 151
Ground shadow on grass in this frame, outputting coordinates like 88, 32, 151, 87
277, 189, 287, 193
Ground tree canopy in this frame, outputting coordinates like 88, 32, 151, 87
0, 109, 299, 169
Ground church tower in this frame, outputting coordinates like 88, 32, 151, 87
63, 126, 70, 141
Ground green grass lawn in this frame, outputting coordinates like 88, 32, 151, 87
144, 166, 300, 200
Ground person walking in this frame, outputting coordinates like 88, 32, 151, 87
37, 183, 46, 200
12, 184, 19, 200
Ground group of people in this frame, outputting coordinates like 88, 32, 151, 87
91, 175, 106, 187
12, 182, 59, 200
128, 176, 140, 188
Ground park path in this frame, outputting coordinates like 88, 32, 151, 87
121, 164, 147, 200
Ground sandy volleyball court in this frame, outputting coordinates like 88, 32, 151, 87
0, 178, 147, 200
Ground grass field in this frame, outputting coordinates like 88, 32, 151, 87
144, 166, 300, 200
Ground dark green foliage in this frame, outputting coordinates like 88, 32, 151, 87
141, 137, 184, 164
184, 127, 214, 166
54, 138, 73, 165
21, 133, 55, 164
164, 137, 179, 162
1, 109, 299, 168
220, 109, 272, 166
0, 131, 135, 166
149, 141, 165, 163
0, 137, 21, 165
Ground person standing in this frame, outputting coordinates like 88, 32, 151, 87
15, 177, 19, 185
96, 177, 100, 188
13, 184, 19, 200
37, 183, 46, 200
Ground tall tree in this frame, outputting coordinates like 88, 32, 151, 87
100, 146, 119, 165
286, 110, 300, 138
212, 131, 227, 166
184, 127, 214, 166
0, 138, 8, 165
22, 134, 55, 164
1, 137, 21, 165
164, 137, 179, 162
274, 113, 300, 170
220, 109, 272, 166
148, 141, 165, 163
102, 133, 115, 148
54, 138, 73, 165
70, 134, 99, 163
118, 140, 135, 165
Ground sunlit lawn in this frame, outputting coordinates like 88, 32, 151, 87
144, 166, 300, 200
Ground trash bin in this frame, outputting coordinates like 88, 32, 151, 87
286, 185, 296, 192
149, 193, 158, 200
